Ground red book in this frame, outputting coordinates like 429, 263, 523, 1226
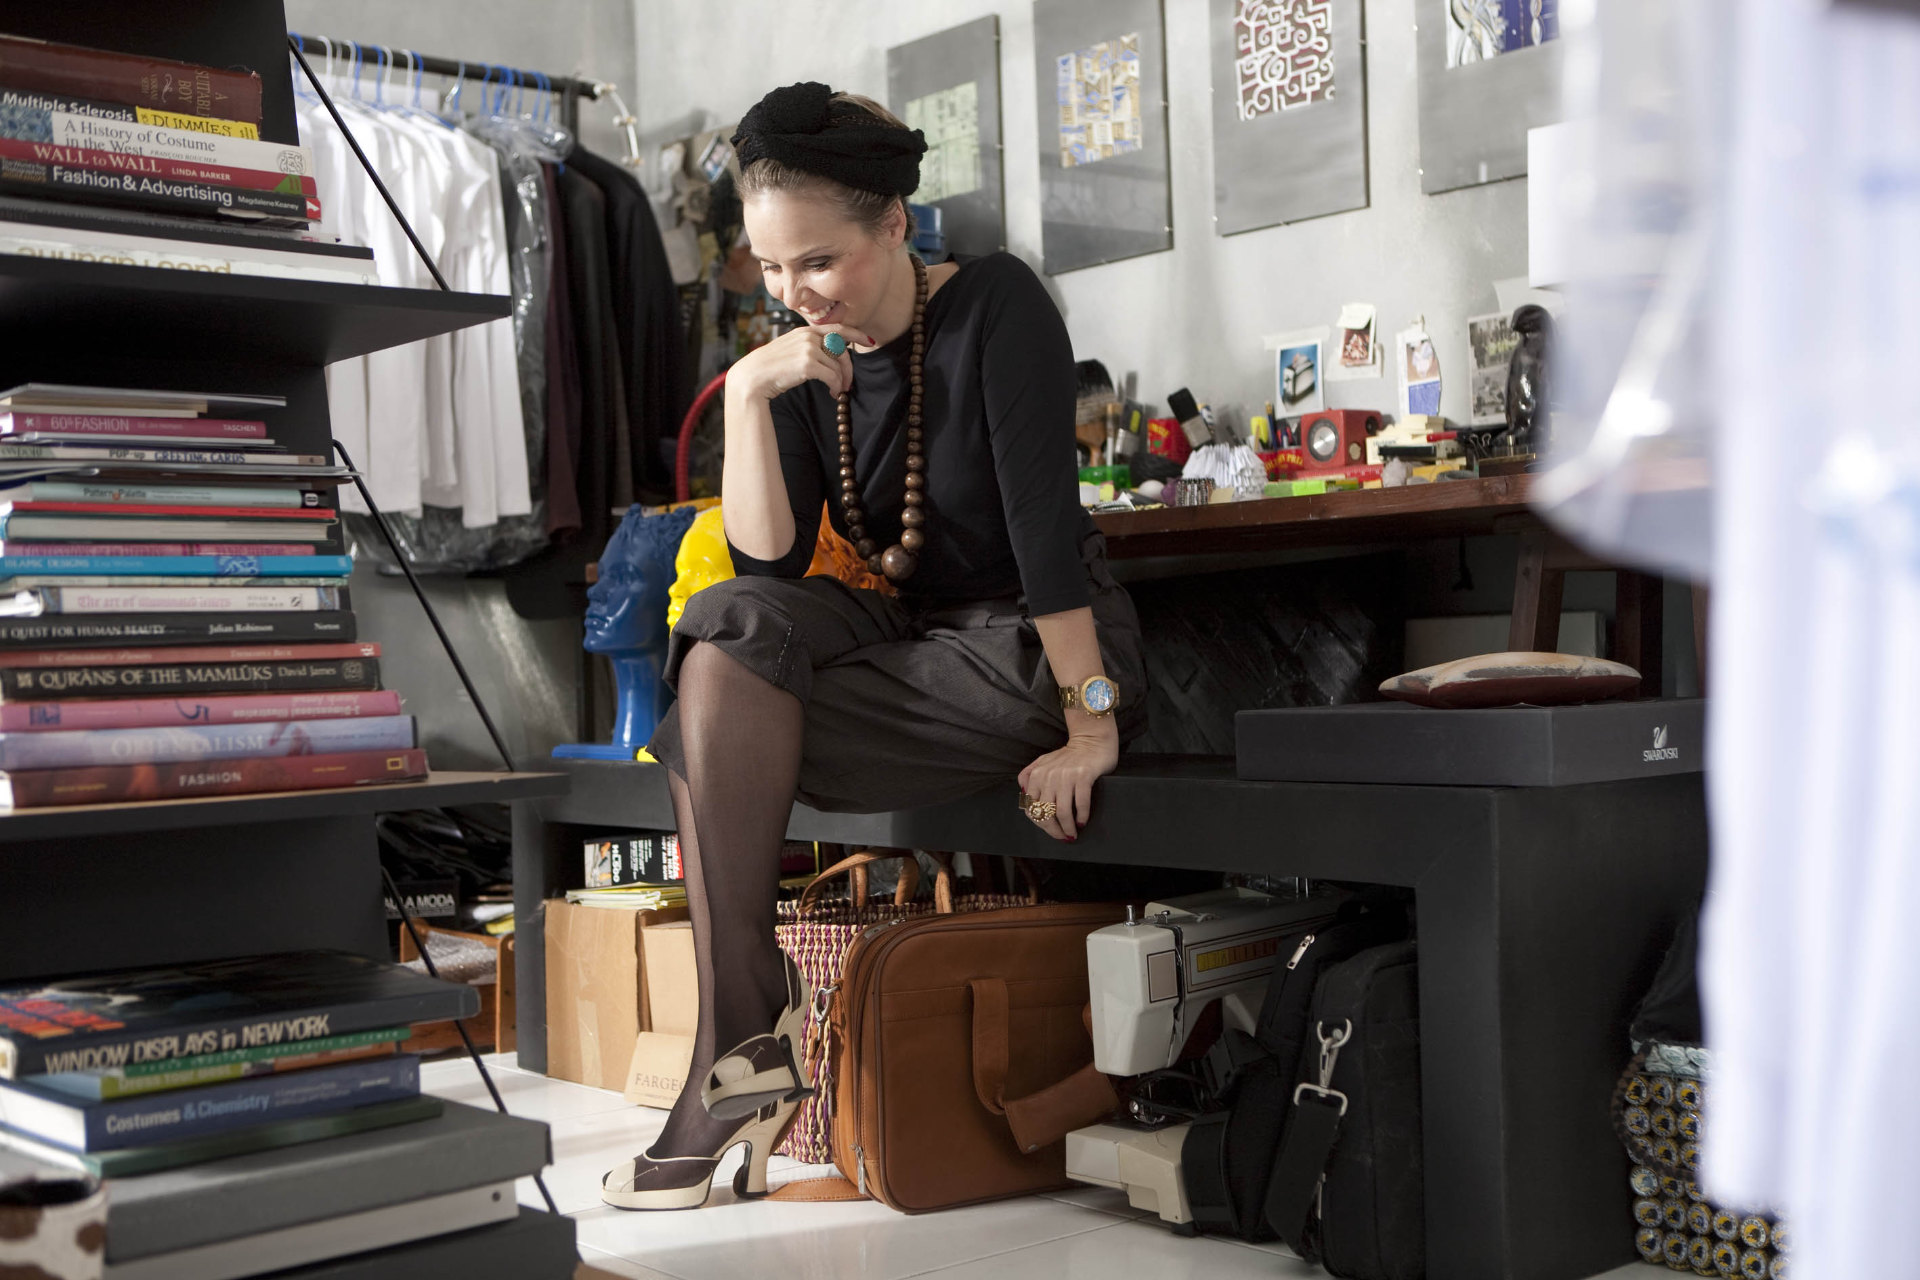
0, 415, 266, 440
0, 747, 429, 808
0, 138, 315, 195
0, 689, 401, 732
0, 503, 332, 520
0, 641, 378, 670
0, 35, 264, 125
0, 543, 313, 557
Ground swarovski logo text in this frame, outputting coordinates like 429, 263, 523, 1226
1644, 725, 1680, 763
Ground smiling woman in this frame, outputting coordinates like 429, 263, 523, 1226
599, 81, 1148, 1215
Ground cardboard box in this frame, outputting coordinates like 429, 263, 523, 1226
543, 900, 688, 1090
623, 920, 698, 1110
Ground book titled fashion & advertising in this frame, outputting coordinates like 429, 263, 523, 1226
0, 161, 311, 225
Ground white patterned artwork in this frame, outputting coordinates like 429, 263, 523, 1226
1234, 0, 1336, 121
1056, 33, 1143, 168
904, 82, 982, 203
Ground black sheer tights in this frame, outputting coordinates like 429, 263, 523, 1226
647, 641, 802, 1159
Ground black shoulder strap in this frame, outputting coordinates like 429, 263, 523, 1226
1264, 1087, 1346, 1257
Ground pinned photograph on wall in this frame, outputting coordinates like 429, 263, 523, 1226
1329, 301, 1379, 381
1445, 0, 1560, 69
1467, 311, 1521, 425
1398, 323, 1442, 417
1264, 326, 1327, 414
904, 81, 983, 203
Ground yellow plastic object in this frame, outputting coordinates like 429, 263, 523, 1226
667, 503, 895, 631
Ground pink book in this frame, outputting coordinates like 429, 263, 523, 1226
0, 414, 268, 440
0, 689, 401, 732
0, 543, 312, 556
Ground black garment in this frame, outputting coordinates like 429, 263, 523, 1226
540, 162, 583, 538
567, 146, 691, 498
730, 252, 1095, 618
557, 163, 628, 541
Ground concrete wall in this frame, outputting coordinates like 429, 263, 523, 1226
629, 0, 1528, 425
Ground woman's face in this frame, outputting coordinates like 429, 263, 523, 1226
744, 189, 901, 336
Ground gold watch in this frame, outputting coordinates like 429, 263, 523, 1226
1058, 675, 1119, 718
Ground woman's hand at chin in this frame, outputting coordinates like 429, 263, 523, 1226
728, 323, 873, 403
1017, 716, 1121, 843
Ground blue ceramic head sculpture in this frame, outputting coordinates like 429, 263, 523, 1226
583, 504, 699, 749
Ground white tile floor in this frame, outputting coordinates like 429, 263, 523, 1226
420, 1053, 1671, 1280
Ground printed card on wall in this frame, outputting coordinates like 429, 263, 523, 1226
1208, 0, 1368, 236
1264, 326, 1328, 415
1329, 301, 1379, 381
1467, 312, 1521, 425
889, 16, 1007, 257
1398, 324, 1442, 417
1058, 33, 1143, 168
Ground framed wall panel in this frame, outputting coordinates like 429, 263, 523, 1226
1416, 0, 1564, 193
888, 16, 1006, 257
1209, 0, 1368, 235
1033, 0, 1172, 274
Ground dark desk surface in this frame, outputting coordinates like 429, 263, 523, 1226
1093, 474, 1538, 559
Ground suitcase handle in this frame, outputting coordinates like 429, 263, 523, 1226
968, 977, 1118, 1154
798, 849, 953, 914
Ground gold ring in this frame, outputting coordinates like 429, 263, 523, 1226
1023, 797, 1058, 824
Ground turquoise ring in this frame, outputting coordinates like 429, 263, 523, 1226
822, 332, 848, 357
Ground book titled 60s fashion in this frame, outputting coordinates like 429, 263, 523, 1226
0, 950, 476, 1079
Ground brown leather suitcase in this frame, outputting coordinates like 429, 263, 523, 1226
808, 901, 1126, 1212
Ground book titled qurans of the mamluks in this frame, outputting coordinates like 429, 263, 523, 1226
0, 950, 477, 1079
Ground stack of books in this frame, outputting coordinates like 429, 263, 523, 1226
0, 32, 376, 282
0, 951, 561, 1276
0, 383, 428, 809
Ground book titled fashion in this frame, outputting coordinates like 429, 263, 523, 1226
32, 1035, 402, 1101
0, 712, 413, 769
0, 36, 265, 124
0, 654, 379, 699
0, 688, 400, 733
0, 481, 313, 507
0, 104, 310, 172
0, 414, 267, 441
0, 610, 355, 648
0, 555, 350, 577
0, 1052, 420, 1152
0, 949, 469, 1079
0, 744, 428, 811
0, 585, 346, 617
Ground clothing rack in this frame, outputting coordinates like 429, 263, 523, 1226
287, 34, 637, 143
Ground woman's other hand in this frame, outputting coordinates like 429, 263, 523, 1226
728, 324, 872, 403
1017, 716, 1120, 842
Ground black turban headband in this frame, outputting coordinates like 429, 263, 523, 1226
732, 81, 927, 199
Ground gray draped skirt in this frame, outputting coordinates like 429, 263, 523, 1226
647, 529, 1147, 813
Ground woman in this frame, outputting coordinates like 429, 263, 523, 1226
602, 82, 1148, 1210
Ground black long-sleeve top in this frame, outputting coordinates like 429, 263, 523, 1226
726, 252, 1095, 617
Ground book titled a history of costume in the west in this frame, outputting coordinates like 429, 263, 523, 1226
0, 950, 476, 1079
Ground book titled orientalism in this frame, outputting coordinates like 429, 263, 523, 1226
0, 950, 477, 1078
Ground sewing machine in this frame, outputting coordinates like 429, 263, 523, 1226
1086, 886, 1345, 1077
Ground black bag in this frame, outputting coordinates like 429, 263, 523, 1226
1180, 906, 1408, 1241
1263, 941, 1424, 1279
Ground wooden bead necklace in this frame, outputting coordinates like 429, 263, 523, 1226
836, 253, 929, 583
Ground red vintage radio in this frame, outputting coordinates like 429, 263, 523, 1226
1297, 409, 1381, 474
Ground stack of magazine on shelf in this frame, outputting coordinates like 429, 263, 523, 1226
0, 31, 375, 282
0, 951, 554, 1277
0, 382, 428, 809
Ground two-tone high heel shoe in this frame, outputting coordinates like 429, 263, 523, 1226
701, 956, 816, 1121
600, 1097, 798, 1211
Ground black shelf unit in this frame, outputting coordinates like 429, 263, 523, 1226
0, 3, 578, 1275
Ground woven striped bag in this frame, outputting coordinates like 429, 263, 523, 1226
773, 848, 1038, 1164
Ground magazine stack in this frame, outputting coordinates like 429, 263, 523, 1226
0, 382, 427, 809
0, 30, 376, 282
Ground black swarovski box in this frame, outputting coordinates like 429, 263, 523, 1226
1235, 698, 1706, 786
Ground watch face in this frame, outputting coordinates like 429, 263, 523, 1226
1307, 420, 1339, 462
1082, 678, 1118, 714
